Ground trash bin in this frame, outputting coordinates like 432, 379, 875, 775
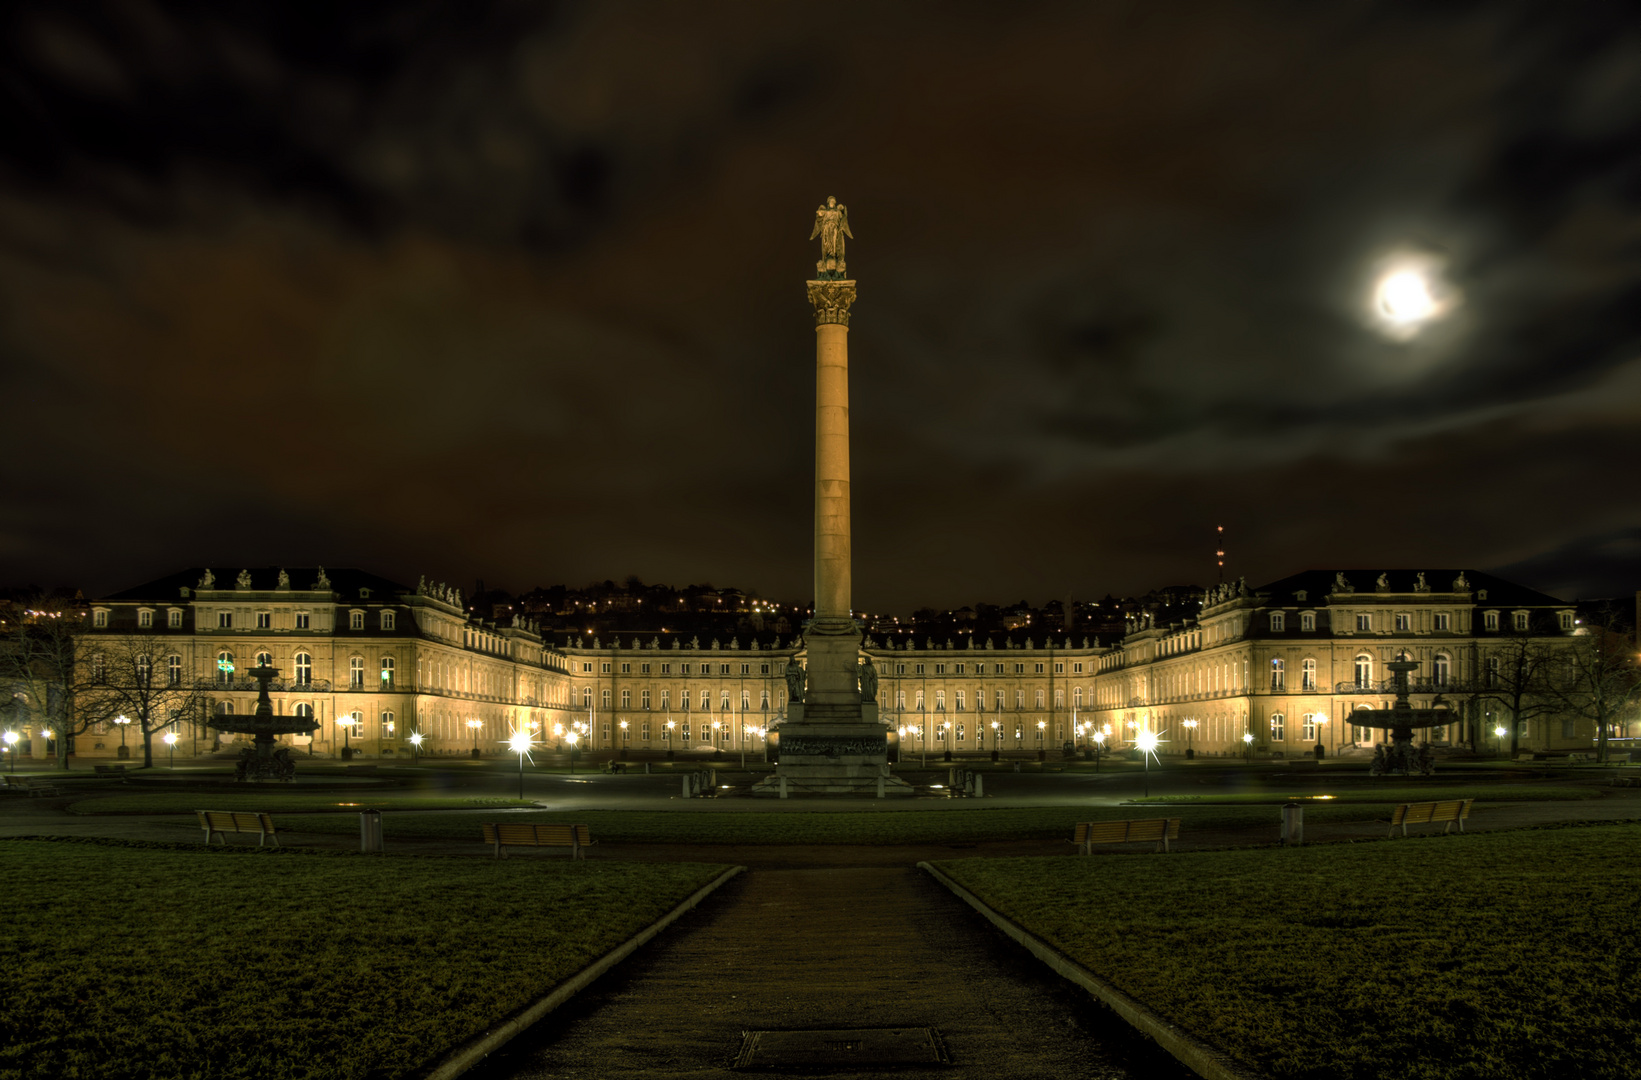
1281, 802, 1303, 846
360, 809, 383, 853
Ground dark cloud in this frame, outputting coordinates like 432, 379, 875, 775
0, 1, 1638, 609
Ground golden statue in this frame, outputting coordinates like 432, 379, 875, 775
809, 196, 852, 278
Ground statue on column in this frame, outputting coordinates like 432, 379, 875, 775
858, 657, 878, 702
809, 196, 852, 278
786, 662, 807, 703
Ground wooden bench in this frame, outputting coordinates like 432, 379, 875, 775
196, 810, 279, 847
94, 764, 130, 778
1069, 817, 1182, 854
481, 822, 596, 860
1388, 798, 1473, 838
1609, 775, 1641, 788
4, 775, 63, 797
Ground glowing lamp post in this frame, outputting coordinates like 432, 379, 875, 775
115, 714, 131, 760
1092, 731, 1106, 773
3, 730, 17, 773
466, 718, 483, 759
338, 713, 359, 760
566, 730, 579, 774
989, 720, 1000, 762
1242, 731, 1254, 762
1036, 720, 1046, 761
163, 731, 178, 771
1181, 718, 1198, 759
408, 731, 423, 764
619, 720, 629, 761
1494, 724, 1509, 759
508, 727, 533, 798
1136, 729, 1161, 798
666, 719, 676, 760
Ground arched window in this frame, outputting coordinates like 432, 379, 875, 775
1301, 713, 1317, 741
1485, 656, 1500, 688
255, 651, 272, 670
294, 653, 312, 686
1270, 658, 1285, 691
935, 690, 946, 712
1301, 658, 1316, 692
217, 651, 234, 686
380, 657, 395, 688
380, 709, 394, 734
1433, 653, 1450, 687
1034, 689, 1045, 709
215, 700, 234, 716
1354, 654, 1373, 689
1270, 713, 1285, 741
349, 657, 364, 689
136, 655, 152, 684
294, 703, 314, 720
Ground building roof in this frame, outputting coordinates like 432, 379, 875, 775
102, 567, 411, 602
1253, 569, 1568, 608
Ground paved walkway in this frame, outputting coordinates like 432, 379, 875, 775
468, 865, 1191, 1080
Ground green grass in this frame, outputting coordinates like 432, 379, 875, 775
0, 837, 728, 1080
934, 823, 1641, 1080
268, 803, 1395, 846
1127, 784, 1602, 804
66, 793, 535, 814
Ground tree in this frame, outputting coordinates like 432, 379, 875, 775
1476, 634, 1559, 756
73, 634, 209, 768
1547, 621, 1641, 763
0, 595, 99, 771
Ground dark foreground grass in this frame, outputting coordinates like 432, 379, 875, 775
935, 823, 1641, 1080
0, 838, 727, 1080
273, 802, 1392, 845
66, 793, 534, 814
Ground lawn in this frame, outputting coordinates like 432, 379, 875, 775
270, 802, 1394, 846
66, 793, 535, 814
0, 838, 729, 1080
934, 823, 1641, 1080
1127, 783, 1602, 805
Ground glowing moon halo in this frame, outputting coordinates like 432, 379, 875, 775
1376, 270, 1436, 324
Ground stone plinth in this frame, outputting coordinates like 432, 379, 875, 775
752, 721, 915, 797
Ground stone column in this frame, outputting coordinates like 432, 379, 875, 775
803, 279, 860, 709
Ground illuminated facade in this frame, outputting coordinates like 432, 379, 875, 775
58, 566, 1593, 760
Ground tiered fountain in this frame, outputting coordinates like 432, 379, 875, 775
208, 662, 320, 782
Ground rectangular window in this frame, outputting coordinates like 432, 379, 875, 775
382, 611, 396, 630
955, 690, 966, 711
601, 662, 611, 674
602, 689, 612, 708
641, 689, 651, 709
1034, 689, 1044, 709
741, 663, 750, 675
1271, 714, 1285, 741
1395, 614, 1410, 631
760, 663, 770, 674
1054, 662, 1064, 674
720, 664, 731, 675
256, 612, 272, 629
167, 655, 182, 685
1484, 612, 1499, 631
1302, 714, 1316, 741
1269, 612, 1285, 632
681, 663, 692, 675
996, 690, 1005, 711
349, 611, 364, 630
169, 609, 183, 628
218, 611, 232, 629
641, 721, 651, 741
935, 664, 946, 675
621, 689, 631, 708
895, 664, 905, 675
1054, 688, 1064, 708
1015, 690, 1024, 709
295, 612, 309, 629
1300, 612, 1315, 632
1014, 663, 1024, 674
1355, 614, 1371, 632
954, 663, 965, 675
1514, 612, 1530, 631
1073, 662, 1083, 674
1558, 612, 1574, 631
620, 662, 631, 674
915, 664, 925, 675
1034, 663, 1045, 674
641, 663, 651, 675
1561, 719, 1577, 739
138, 610, 153, 628
1434, 613, 1451, 631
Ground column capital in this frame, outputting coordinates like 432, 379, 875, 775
806, 279, 857, 327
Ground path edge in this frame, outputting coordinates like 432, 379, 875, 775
419, 864, 746, 1080
917, 861, 1261, 1080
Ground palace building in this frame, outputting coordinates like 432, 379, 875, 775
52, 565, 1598, 761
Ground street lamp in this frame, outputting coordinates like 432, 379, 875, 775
163, 731, 178, 771
409, 731, 423, 764
115, 714, 131, 760
666, 719, 676, 760
508, 727, 534, 798
1494, 724, 1509, 759
1136, 730, 1161, 798
619, 719, 629, 761
1091, 730, 1106, 773
989, 720, 1000, 762
1036, 719, 1046, 761
466, 718, 483, 759
3, 730, 17, 773
338, 712, 360, 760
1182, 718, 1198, 759
1242, 730, 1254, 762
566, 730, 580, 774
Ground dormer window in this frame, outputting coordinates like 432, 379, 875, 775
350, 610, 365, 631
381, 611, 396, 631
137, 609, 153, 628
1269, 612, 1286, 632
92, 608, 109, 628
1484, 611, 1499, 631
1513, 611, 1529, 631
1294, 590, 1307, 602
359, 588, 372, 600
1300, 611, 1316, 632
1558, 611, 1574, 631
167, 608, 183, 628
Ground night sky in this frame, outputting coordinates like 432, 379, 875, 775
3, 2, 1638, 611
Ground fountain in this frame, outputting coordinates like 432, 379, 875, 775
1368, 654, 1451, 777
208, 662, 320, 782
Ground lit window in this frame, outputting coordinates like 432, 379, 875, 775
1270, 713, 1285, 741
1301, 658, 1316, 692
955, 690, 965, 711
217, 652, 233, 686
1034, 689, 1044, 709
1354, 654, 1373, 689
1302, 714, 1316, 741
1270, 659, 1285, 691
380, 658, 395, 688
